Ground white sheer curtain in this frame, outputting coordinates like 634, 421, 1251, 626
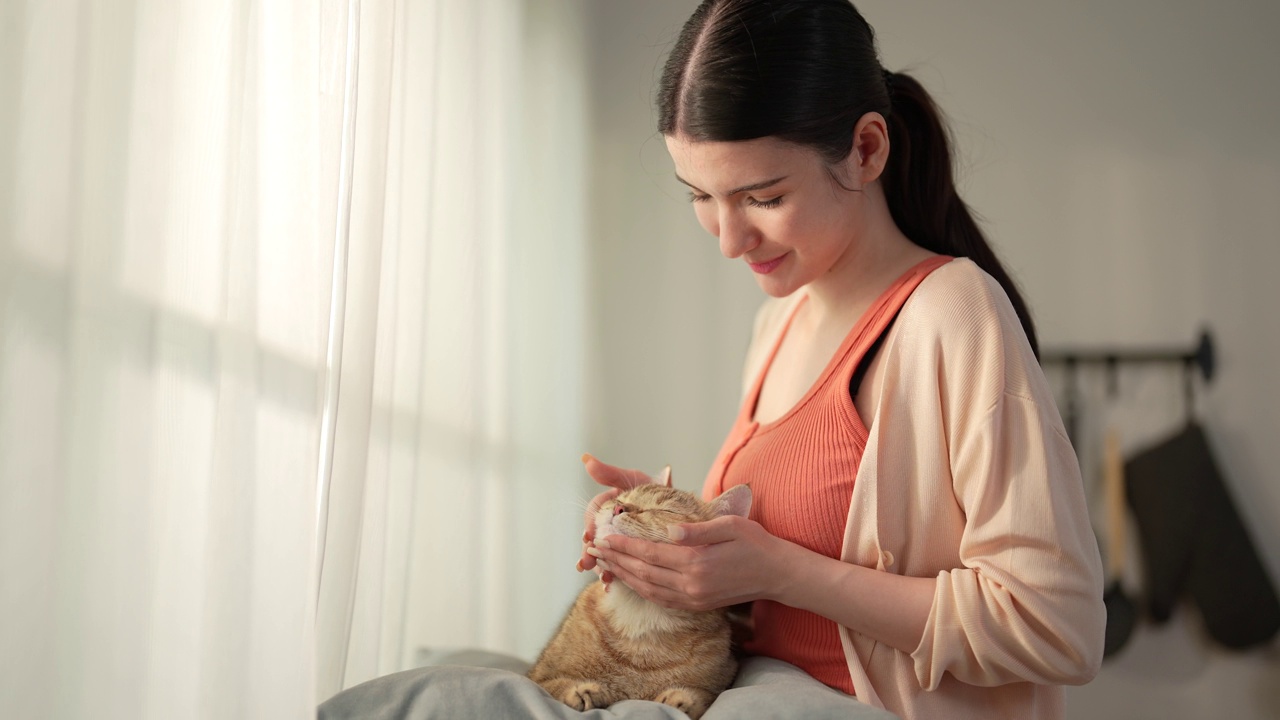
314, 0, 591, 698
1, 0, 590, 715
0, 1, 351, 717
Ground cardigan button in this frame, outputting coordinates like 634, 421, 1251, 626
881, 550, 895, 568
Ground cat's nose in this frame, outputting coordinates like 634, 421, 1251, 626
613, 504, 626, 517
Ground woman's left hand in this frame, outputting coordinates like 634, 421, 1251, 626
589, 514, 795, 611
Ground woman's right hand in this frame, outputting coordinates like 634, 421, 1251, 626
577, 453, 663, 581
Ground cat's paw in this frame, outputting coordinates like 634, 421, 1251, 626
562, 681, 608, 711
654, 687, 713, 719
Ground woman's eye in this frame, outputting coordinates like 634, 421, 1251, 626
688, 191, 711, 204
747, 196, 783, 209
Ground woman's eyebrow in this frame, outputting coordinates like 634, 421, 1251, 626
674, 174, 788, 196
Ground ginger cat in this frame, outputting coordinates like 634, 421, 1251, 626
528, 470, 752, 719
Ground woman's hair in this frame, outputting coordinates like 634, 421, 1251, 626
658, 0, 1039, 357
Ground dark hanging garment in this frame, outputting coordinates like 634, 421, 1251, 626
1124, 422, 1280, 649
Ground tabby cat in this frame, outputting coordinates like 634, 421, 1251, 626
528, 471, 752, 719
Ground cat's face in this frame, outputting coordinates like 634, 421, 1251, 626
594, 484, 751, 544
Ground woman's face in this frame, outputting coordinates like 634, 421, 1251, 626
664, 134, 861, 298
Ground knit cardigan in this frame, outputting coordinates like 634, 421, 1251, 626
735, 258, 1105, 720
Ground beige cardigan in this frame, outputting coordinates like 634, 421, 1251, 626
741, 258, 1105, 720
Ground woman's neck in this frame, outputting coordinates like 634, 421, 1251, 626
802, 211, 933, 331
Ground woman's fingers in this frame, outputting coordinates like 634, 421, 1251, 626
600, 543, 685, 589
595, 526, 770, 611
582, 453, 655, 490
605, 557, 690, 609
667, 515, 743, 546
580, 488, 619, 571
579, 487, 621, 572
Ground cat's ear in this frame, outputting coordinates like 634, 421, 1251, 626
656, 465, 673, 488
708, 485, 752, 518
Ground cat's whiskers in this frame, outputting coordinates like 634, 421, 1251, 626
561, 498, 591, 515
561, 494, 607, 518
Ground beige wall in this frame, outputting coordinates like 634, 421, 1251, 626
582, 1, 1280, 718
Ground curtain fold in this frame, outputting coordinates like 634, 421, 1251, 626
1, 1, 346, 717
1, 0, 592, 714
316, 0, 592, 698
314, 0, 399, 698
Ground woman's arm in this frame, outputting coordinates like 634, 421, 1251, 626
897, 266, 1105, 688
779, 543, 935, 655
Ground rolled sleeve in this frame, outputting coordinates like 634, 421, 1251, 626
912, 391, 1105, 689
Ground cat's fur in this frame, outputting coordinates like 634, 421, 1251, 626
528, 474, 752, 719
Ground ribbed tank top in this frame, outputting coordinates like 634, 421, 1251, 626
702, 255, 953, 695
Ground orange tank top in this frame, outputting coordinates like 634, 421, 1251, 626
702, 255, 953, 695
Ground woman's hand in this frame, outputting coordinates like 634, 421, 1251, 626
588, 514, 796, 612
584, 472, 936, 655
577, 454, 660, 581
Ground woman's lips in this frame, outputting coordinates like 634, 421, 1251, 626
748, 254, 787, 275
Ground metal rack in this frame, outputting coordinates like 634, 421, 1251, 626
1040, 330, 1216, 442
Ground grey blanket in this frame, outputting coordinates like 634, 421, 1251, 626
319, 650, 899, 719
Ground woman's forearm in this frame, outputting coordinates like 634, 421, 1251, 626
767, 542, 936, 656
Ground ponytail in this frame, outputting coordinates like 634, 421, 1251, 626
880, 70, 1040, 358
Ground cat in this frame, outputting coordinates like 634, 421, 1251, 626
528, 469, 752, 719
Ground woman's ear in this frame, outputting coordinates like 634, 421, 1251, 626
708, 484, 752, 518
848, 111, 889, 186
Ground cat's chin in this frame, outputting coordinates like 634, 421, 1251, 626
593, 507, 617, 539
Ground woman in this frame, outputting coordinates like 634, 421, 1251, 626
579, 1, 1105, 718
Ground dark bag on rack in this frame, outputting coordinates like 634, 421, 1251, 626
1124, 422, 1280, 649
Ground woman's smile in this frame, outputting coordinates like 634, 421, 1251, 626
747, 253, 788, 274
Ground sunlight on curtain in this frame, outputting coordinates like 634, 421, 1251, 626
0, 1, 348, 717
398, 0, 592, 674
0, 0, 592, 713
313, 0, 592, 699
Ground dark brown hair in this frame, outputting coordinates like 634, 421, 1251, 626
658, 0, 1039, 356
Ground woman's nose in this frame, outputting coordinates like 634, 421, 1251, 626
717, 209, 758, 259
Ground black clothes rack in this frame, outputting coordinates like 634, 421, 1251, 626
1040, 330, 1216, 442
1042, 330, 1279, 652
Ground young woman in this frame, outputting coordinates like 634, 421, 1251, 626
579, 2, 1105, 718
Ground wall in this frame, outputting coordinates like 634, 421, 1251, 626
582, 1, 761, 494
582, 1, 1280, 718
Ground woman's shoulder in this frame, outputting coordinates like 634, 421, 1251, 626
900, 257, 1023, 345
912, 257, 1010, 317
895, 257, 1041, 396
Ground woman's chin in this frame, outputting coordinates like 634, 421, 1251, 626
754, 274, 801, 298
